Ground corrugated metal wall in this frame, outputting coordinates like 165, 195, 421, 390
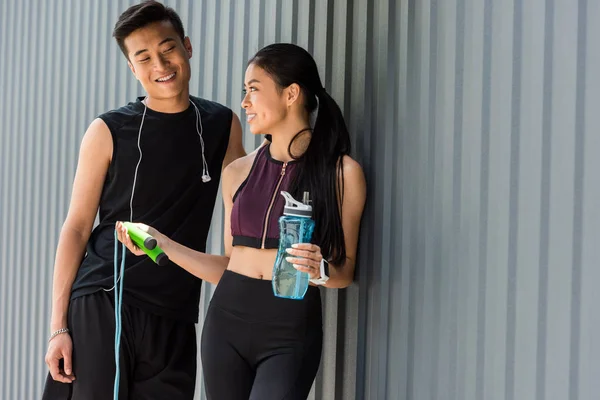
365, 0, 600, 399
1, 0, 599, 399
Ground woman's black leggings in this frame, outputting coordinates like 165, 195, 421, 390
201, 269, 323, 400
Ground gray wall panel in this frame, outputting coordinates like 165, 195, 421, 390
1, 0, 600, 399
580, 4, 600, 400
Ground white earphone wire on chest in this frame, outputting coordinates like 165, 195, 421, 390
104, 97, 210, 292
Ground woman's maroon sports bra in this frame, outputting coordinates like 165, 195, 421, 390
230, 144, 299, 249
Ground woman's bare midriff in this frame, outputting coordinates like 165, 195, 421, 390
227, 246, 278, 280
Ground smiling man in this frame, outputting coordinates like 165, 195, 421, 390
42, 2, 245, 399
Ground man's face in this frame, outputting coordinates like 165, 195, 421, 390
125, 21, 192, 101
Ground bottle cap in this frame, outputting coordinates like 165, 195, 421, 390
281, 191, 312, 218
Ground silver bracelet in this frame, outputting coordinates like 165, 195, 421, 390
48, 328, 69, 342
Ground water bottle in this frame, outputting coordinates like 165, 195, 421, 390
272, 191, 315, 300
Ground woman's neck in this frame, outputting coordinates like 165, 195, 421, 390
268, 119, 312, 162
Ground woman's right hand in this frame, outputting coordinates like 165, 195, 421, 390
115, 221, 162, 256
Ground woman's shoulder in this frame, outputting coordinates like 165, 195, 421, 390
222, 142, 267, 196
340, 155, 360, 167
337, 155, 366, 209
338, 155, 364, 177
337, 155, 366, 195
224, 144, 264, 176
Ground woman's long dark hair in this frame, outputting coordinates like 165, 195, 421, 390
249, 43, 350, 265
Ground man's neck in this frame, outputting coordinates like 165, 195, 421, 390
144, 92, 190, 113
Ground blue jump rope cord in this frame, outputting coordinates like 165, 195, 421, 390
113, 229, 125, 399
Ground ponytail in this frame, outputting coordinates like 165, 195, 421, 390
288, 89, 350, 265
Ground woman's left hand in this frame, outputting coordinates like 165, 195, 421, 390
285, 244, 323, 280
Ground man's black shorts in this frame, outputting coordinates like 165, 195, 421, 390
42, 290, 197, 400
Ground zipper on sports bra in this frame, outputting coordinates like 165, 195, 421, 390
261, 162, 287, 249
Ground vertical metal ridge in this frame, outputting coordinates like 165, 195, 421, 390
87, 0, 101, 119
403, 1, 417, 399
211, 0, 221, 101
291, 0, 299, 43
197, 1, 208, 96
450, 0, 467, 396
14, 0, 27, 396
506, 0, 523, 399
38, 0, 55, 393
392, 0, 411, 397
275, 0, 282, 42
384, 0, 401, 397
30, 0, 47, 392
476, 0, 493, 398
307, 0, 315, 54
353, 0, 371, 398
22, 2, 41, 397
324, 0, 335, 89
537, 0, 555, 398
427, 0, 441, 398
341, 0, 354, 121
578, 4, 600, 399
39, 8, 57, 395
376, 0, 395, 397
361, 0, 378, 397
0, 15, 9, 366
453, 0, 467, 397
6, 1, 24, 397
51, 0, 65, 319
569, 1, 587, 399
98, 2, 110, 112
0, 0, 9, 389
26, 0, 40, 392
200, 0, 214, 99
225, 0, 235, 108
258, 0, 266, 49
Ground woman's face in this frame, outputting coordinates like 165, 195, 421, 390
241, 64, 289, 135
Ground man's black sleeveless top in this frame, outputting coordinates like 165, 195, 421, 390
71, 96, 232, 323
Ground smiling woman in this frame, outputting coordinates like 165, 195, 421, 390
201, 44, 367, 399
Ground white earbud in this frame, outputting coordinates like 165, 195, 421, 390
190, 101, 211, 183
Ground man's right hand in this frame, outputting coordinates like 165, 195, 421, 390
45, 333, 76, 383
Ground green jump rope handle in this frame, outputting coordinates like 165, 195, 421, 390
122, 222, 169, 266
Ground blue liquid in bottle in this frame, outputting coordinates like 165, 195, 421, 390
272, 191, 315, 300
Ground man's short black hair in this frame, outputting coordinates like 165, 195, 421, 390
113, 1, 185, 58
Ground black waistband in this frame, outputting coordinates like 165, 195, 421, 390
210, 270, 321, 323
232, 235, 279, 249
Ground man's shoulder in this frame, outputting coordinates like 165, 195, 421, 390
97, 100, 143, 130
